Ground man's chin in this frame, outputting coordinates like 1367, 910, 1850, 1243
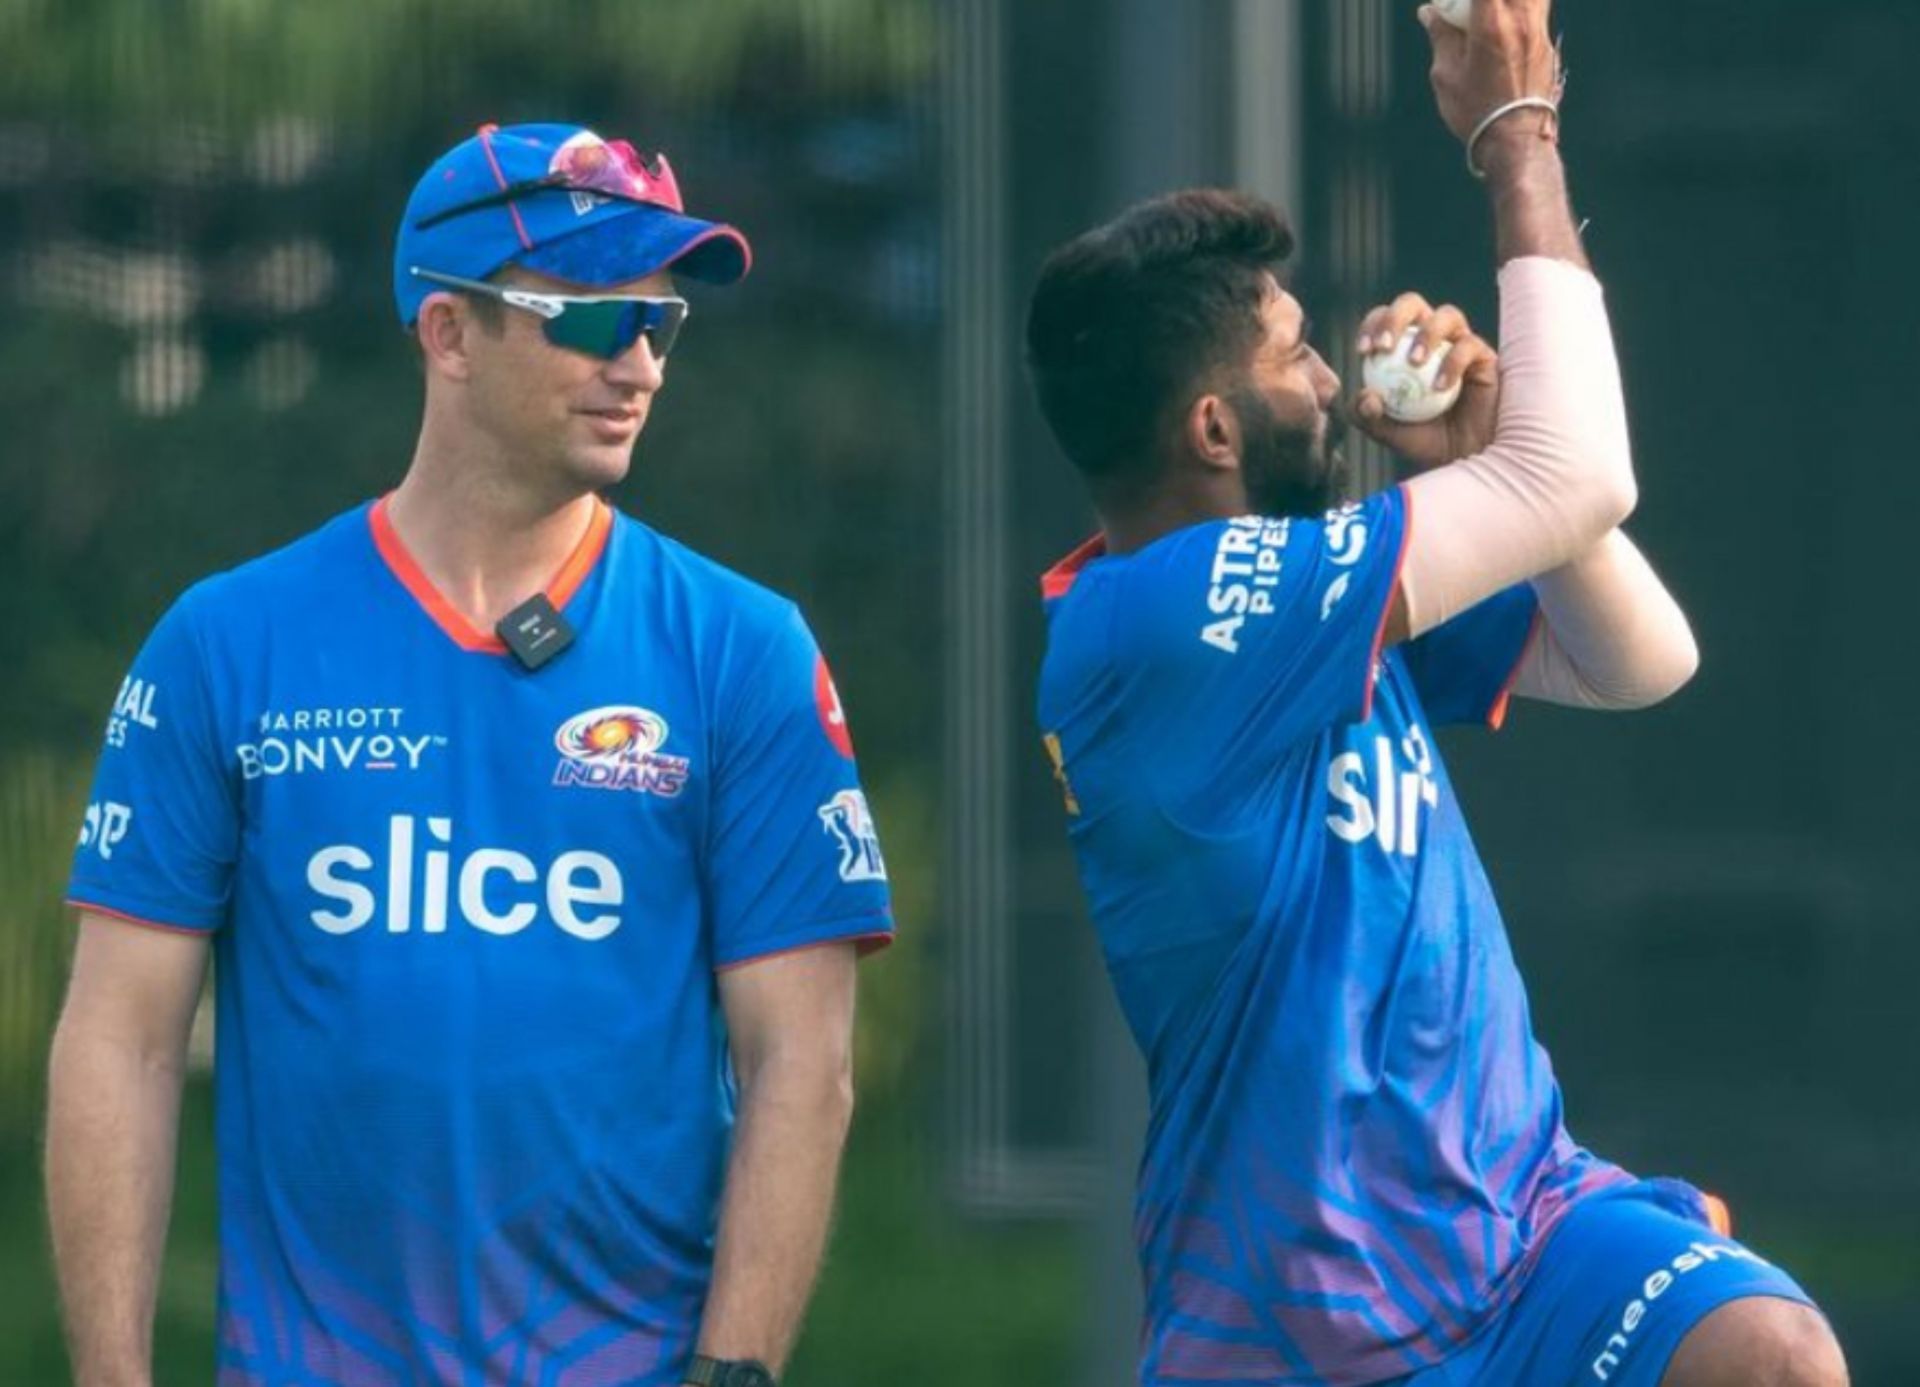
564, 443, 637, 493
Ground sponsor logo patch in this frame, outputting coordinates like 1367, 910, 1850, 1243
236, 706, 446, 780
79, 801, 133, 860
1202, 516, 1290, 655
815, 655, 855, 759
1326, 724, 1439, 859
1592, 1239, 1770, 1380
1321, 572, 1352, 622
819, 789, 886, 883
306, 814, 623, 939
1324, 502, 1369, 567
104, 676, 161, 749
553, 705, 690, 798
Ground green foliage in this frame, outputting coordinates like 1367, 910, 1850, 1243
1, 0, 938, 123
851, 774, 933, 1100
0, 754, 87, 1130
795, 1110, 1079, 1386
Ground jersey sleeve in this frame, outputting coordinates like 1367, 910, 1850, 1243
1399, 584, 1541, 729
1121, 489, 1412, 752
66, 588, 239, 932
704, 603, 894, 969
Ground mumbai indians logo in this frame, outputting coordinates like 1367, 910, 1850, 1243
553, 705, 690, 798
818, 789, 886, 883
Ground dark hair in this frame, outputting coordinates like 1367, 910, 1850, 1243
407, 273, 507, 367
464, 289, 508, 332
1024, 189, 1295, 486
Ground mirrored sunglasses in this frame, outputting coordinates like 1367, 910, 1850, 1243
412, 130, 684, 231
410, 267, 689, 361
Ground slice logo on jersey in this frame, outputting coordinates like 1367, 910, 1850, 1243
818, 789, 886, 883
553, 705, 690, 798
306, 814, 624, 939
236, 706, 447, 780
78, 801, 133, 860
1326, 723, 1439, 858
104, 676, 161, 749
814, 654, 855, 759
1202, 517, 1289, 655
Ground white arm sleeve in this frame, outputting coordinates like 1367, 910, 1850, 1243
1514, 529, 1700, 710
1399, 257, 1638, 639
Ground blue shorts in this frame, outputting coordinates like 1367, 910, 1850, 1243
1399, 1178, 1817, 1387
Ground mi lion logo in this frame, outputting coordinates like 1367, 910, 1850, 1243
818, 789, 886, 884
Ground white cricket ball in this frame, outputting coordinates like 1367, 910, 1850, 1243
1432, 0, 1472, 28
1362, 325, 1462, 425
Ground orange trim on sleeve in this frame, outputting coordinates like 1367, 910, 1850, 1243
368, 495, 611, 656
1703, 1192, 1734, 1238
1359, 485, 1416, 723
68, 899, 213, 938
1487, 609, 1545, 732
713, 928, 893, 974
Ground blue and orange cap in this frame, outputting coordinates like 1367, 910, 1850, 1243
393, 122, 752, 327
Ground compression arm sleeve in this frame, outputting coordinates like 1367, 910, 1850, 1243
1513, 528, 1700, 710
1399, 256, 1637, 639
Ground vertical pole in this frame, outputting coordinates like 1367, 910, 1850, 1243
941, 0, 1016, 1203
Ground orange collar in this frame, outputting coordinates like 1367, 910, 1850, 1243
1041, 533, 1109, 599
368, 494, 613, 653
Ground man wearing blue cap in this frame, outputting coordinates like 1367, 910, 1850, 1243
47, 122, 892, 1387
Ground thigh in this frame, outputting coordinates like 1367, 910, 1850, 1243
1409, 1179, 1818, 1387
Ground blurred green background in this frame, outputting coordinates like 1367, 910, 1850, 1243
3, 0, 1915, 1383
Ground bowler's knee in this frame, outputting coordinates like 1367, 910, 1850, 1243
1661, 1297, 1847, 1387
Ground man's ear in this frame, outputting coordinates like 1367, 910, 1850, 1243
1185, 392, 1240, 474
416, 293, 475, 382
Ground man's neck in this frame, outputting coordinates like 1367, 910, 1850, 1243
1100, 481, 1241, 557
385, 434, 602, 634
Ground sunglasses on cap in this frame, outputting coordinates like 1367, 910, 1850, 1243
412, 132, 685, 232
409, 267, 689, 361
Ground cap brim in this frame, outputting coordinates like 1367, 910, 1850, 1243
515, 205, 752, 288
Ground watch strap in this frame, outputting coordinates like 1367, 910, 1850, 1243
686, 1354, 775, 1387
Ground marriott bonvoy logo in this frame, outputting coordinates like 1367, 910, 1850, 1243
236, 707, 448, 780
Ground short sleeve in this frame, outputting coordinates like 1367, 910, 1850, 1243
1400, 584, 1540, 729
705, 604, 894, 969
67, 589, 239, 932
1121, 489, 1411, 753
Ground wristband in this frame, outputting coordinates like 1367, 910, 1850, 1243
1465, 97, 1562, 179
686, 1355, 776, 1387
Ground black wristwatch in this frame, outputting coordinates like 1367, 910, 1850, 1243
685, 1354, 776, 1387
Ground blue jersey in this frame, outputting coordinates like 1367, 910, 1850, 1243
69, 498, 893, 1386
1038, 489, 1628, 1387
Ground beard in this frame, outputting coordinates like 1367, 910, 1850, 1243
1230, 387, 1350, 520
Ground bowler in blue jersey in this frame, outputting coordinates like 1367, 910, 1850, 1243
1024, 4, 1845, 1386
49, 123, 890, 1387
